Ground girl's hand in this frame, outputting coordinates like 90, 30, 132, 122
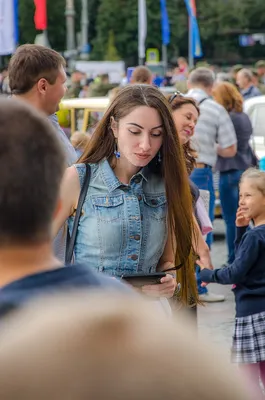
141, 274, 176, 298
236, 207, 251, 227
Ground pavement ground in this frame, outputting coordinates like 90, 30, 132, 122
197, 219, 234, 361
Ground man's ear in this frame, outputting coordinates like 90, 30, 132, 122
110, 116, 118, 138
37, 78, 48, 95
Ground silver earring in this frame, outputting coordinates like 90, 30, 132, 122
114, 142, 120, 159
158, 151, 162, 163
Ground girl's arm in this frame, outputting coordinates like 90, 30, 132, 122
52, 166, 81, 237
200, 231, 259, 285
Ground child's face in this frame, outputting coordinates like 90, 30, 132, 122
239, 179, 265, 220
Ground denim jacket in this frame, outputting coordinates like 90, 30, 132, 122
68, 160, 168, 277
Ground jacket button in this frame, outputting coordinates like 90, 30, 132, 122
138, 195, 142, 201
134, 235, 140, 241
151, 199, 157, 205
130, 254, 138, 261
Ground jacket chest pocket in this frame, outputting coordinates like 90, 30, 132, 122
92, 195, 124, 222
143, 195, 167, 221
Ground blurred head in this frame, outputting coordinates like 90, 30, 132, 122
230, 64, 243, 80
70, 131, 91, 151
236, 69, 253, 91
239, 169, 265, 221
168, 94, 199, 175
0, 292, 251, 400
251, 69, 259, 87
79, 84, 197, 304
255, 60, 265, 77
169, 94, 199, 145
131, 66, 153, 84
9, 44, 67, 115
188, 67, 215, 95
212, 82, 243, 113
0, 98, 65, 246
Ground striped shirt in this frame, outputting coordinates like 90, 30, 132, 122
186, 89, 237, 167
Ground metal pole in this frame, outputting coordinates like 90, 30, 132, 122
162, 44, 167, 75
65, 0, 76, 51
81, 0, 89, 49
188, 16, 194, 69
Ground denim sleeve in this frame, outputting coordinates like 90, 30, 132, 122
200, 231, 259, 285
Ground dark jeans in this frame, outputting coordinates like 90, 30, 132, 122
219, 170, 244, 264
190, 166, 215, 248
190, 166, 215, 296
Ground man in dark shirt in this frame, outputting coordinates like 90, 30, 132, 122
0, 99, 130, 318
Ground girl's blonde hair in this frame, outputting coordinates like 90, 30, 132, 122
241, 168, 265, 195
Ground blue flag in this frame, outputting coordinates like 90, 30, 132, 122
184, 0, 203, 58
160, 0, 170, 45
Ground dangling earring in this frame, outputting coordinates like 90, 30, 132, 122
114, 142, 120, 159
158, 151, 162, 163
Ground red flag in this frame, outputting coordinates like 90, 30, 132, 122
34, 0, 47, 30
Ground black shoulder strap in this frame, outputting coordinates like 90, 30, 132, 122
65, 164, 91, 264
198, 97, 209, 105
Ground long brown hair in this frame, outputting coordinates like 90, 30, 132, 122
213, 82, 243, 112
169, 95, 199, 175
80, 84, 197, 305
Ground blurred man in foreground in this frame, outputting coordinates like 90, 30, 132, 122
0, 99, 130, 318
0, 292, 252, 400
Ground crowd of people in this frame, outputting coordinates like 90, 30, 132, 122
0, 43, 264, 397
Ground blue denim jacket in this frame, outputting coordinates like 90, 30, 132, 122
68, 160, 168, 277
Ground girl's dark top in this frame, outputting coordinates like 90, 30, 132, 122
201, 225, 265, 317
215, 111, 255, 172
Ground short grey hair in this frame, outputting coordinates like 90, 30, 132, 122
238, 68, 253, 82
188, 67, 215, 88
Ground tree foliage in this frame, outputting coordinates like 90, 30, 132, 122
17, 0, 265, 65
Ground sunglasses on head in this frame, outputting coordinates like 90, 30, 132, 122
169, 90, 184, 103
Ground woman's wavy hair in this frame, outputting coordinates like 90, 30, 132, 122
79, 84, 198, 305
168, 94, 199, 175
213, 81, 243, 113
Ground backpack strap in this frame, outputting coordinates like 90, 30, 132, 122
65, 164, 91, 264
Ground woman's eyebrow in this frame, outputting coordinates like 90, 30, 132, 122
126, 122, 163, 130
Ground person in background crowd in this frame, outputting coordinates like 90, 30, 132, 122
8, 44, 77, 261
236, 68, 262, 100
53, 84, 201, 306
255, 60, 265, 85
251, 69, 265, 95
130, 66, 153, 85
170, 94, 224, 303
230, 64, 243, 87
186, 67, 237, 248
0, 99, 130, 319
0, 66, 9, 94
67, 70, 86, 99
200, 169, 265, 399
0, 292, 251, 400
70, 131, 91, 158
213, 82, 254, 268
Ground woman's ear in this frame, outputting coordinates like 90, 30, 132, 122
110, 116, 118, 138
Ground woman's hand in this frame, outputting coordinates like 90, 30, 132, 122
141, 274, 176, 298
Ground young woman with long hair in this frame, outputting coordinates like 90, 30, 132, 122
54, 84, 198, 305
169, 94, 225, 303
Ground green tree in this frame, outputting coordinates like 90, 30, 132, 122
105, 31, 121, 61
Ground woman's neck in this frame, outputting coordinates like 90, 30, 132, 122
113, 158, 141, 185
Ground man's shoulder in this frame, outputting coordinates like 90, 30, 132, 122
0, 265, 133, 318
